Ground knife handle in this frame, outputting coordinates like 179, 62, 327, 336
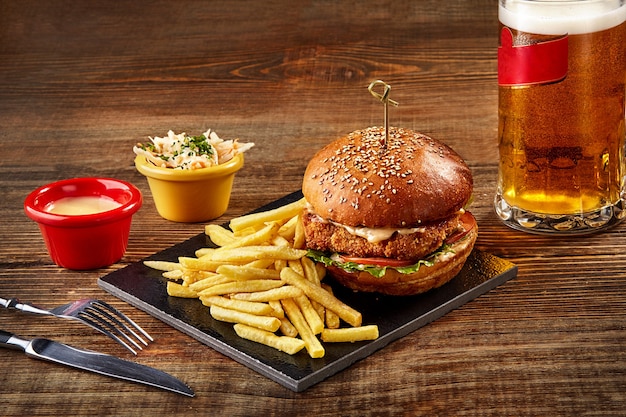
0, 329, 29, 351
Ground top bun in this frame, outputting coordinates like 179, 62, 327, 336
302, 126, 473, 227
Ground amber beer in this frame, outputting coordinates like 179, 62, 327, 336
495, 0, 626, 234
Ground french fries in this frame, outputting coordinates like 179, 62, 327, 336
228, 198, 306, 233
321, 325, 380, 343
210, 305, 281, 332
144, 197, 379, 358
197, 279, 284, 297
201, 295, 275, 316
234, 323, 305, 355
230, 285, 303, 302
280, 267, 362, 327
282, 297, 325, 358
166, 281, 198, 298
204, 224, 236, 246
294, 294, 324, 335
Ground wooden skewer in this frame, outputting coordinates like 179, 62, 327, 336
367, 80, 399, 149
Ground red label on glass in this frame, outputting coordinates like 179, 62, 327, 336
498, 27, 569, 86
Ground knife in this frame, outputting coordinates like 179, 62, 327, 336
0, 329, 194, 397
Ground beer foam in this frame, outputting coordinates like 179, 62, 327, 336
499, 0, 626, 35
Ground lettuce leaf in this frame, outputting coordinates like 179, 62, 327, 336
306, 245, 454, 279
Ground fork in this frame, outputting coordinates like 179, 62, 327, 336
0, 297, 153, 355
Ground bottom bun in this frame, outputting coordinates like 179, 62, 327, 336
327, 226, 478, 296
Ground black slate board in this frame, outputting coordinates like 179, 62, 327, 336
98, 191, 517, 392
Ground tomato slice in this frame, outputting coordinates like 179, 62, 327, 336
337, 255, 416, 268
444, 211, 477, 244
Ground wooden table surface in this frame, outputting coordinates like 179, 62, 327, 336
1, 1, 625, 415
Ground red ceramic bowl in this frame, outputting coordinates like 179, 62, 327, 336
24, 177, 142, 270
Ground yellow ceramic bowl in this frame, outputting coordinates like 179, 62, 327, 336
135, 153, 244, 222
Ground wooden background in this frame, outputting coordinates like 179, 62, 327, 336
1, 1, 624, 416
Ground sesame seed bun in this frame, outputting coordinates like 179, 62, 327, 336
302, 126, 473, 228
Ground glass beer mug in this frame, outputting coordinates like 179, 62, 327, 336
494, 0, 626, 234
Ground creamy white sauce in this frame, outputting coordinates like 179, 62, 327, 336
334, 222, 425, 243
306, 206, 424, 243
45, 196, 122, 215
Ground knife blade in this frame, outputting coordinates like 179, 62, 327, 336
0, 329, 194, 397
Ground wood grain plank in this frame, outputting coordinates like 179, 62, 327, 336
1, 0, 625, 415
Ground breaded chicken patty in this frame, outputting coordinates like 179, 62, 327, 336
302, 210, 462, 261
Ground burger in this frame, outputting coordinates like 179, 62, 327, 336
301, 126, 477, 296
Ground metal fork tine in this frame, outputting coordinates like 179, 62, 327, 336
83, 307, 146, 350
80, 309, 144, 350
94, 301, 154, 343
76, 313, 139, 355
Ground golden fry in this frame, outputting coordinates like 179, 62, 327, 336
321, 325, 379, 343
234, 323, 305, 355
311, 299, 325, 324
216, 264, 281, 281
271, 235, 291, 247
280, 267, 362, 327
281, 298, 325, 358
188, 274, 232, 292
144, 260, 181, 272
244, 259, 276, 269
179, 256, 232, 272
287, 259, 304, 276
204, 224, 237, 246
325, 308, 340, 329
229, 198, 306, 232
322, 284, 340, 329
162, 269, 184, 280
221, 221, 281, 249
316, 262, 327, 281
278, 317, 298, 337
233, 226, 261, 237
301, 256, 321, 285
200, 295, 275, 316
295, 295, 324, 335
195, 248, 215, 258
209, 305, 281, 332
167, 281, 198, 298
277, 214, 299, 241
209, 246, 307, 263
293, 217, 305, 249
198, 279, 284, 297
268, 300, 285, 318
181, 269, 215, 285
230, 285, 303, 302
274, 259, 288, 271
